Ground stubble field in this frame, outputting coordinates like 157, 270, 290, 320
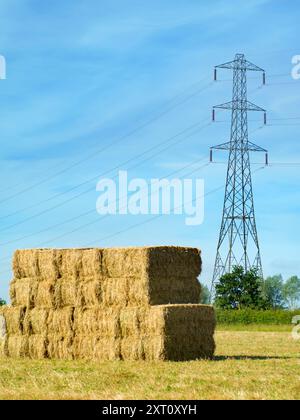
0, 326, 299, 400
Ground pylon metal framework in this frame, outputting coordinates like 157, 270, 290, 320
210, 53, 268, 298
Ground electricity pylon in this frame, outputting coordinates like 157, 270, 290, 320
210, 53, 268, 299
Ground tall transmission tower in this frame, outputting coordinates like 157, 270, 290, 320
210, 53, 268, 298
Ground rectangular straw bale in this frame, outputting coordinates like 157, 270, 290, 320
10, 278, 37, 308
23, 308, 49, 335
147, 247, 202, 278
93, 337, 121, 360
34, 280, 55, 308
0, 306, 26, 335
102, 247, 148, 278
80, 249, 102, 278
28, 334, 48, 359
120, 336, 145, 361
7, 335, 29, 358
147, 304, 215, 334
148, 277, 201, 305
36, 249, 62, 281
73, 335, 121, 361
145, 304, 216, 360
74, 307, 120, 336
47, 307, 74, 335
101, 277, 128, 307
127, 276, 150, 306
77, 276, 148, 308
163, 333, 215, 361
55, 278, 79, 308
119, 307, 149, 337
60, 249, 84, 279
13, 249, 39, 279
142, 336, 165, 361
47, 333, 74, 360
120, 336, 166, 361
76, 278, 102, 307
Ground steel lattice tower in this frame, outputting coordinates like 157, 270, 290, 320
210, 53, 268, 298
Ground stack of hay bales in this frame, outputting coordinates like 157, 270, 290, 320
0, 247, 216, 361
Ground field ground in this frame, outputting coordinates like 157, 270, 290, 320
0, 327, 299, 400
216, 324, 293, 332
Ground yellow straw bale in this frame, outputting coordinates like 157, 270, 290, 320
13, 249, 39, 279
101, 277, 128, 306
0, 306, 26, 335
80, 249, 102, 277
120, 336, 145, 361
36, 249, 62, 281
28, 334, 48, 359
47, 333, 74, 360
76, 278, 102, 307
34, 280, 55, 308
102, 247, 148, 278
10, 278, 36, 308
74, 307, 120, 337
143, 336, 165, 361
55, 278, 78, 308
73, 335, 121, 361
7, 335, 29, 358
119, 307, 149, 337
60, 249, 84, 278
23, 308, 49, 335
47, 307, 74, 335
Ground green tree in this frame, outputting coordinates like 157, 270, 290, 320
0, 298, 5, 306
262, 275, 285, 309
282, 276, 300, 310
215, 266, 267, 310
200, 284, 211, 304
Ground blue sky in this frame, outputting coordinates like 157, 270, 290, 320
0, 0, 299, 300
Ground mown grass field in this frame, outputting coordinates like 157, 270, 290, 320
0, 326, 299, 400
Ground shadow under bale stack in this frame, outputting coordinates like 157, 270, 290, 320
0, 246, 216, 361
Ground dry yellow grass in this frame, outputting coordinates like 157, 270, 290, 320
0, 329, 299, 400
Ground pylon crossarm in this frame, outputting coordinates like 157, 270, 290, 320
213, 100, 265, 112
211, 141, 231, 151
215, 57, 264, 73
211, 141, 267, 152
242, 59, 264, 72
215, 60, 237, 70
245, 100, 266, 112
247, 141, 267, 152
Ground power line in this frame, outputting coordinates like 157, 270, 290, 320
0, 81, 213, 204
0, 157, 210, 247
0, 120, 208, 221
0, 159, 210, 264
0, 121, 211, 233
0, 166, 265, 275
83, 166, 265, 248
29, 162, 211, 249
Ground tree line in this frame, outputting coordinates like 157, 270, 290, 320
201, 267, 300, 310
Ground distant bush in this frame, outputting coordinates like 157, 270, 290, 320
0, 298, 6, 306
216, 309, 300, 325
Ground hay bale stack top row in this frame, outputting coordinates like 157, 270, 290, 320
1, 246, 216, 361
11, 247, 202, 308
